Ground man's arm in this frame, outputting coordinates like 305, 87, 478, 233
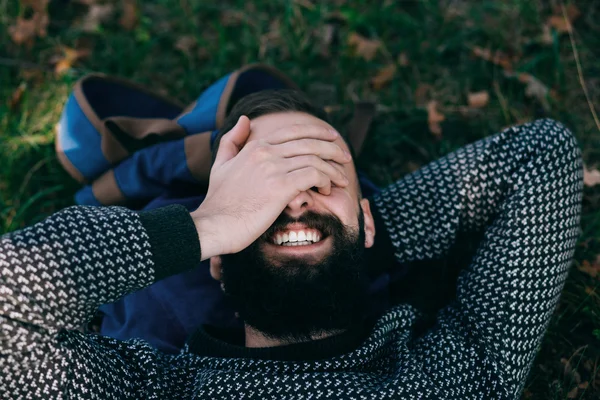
372, 119, 582, 396
1, 116, 351, 398
0, 204, 201, 396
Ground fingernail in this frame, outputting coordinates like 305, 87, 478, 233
329, 129, 339, 137
345, 151, 352, 159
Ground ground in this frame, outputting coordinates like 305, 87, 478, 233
1, 0, 599, 398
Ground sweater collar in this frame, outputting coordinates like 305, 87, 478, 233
187, 320, 372, 362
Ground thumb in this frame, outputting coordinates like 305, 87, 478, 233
213, 115, 251, 168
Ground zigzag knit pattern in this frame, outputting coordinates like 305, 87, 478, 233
0, 119, 582, 399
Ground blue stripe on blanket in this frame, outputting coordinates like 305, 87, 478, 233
58, 94, 111, 180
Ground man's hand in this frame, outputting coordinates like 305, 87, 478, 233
191, 115, 352, 260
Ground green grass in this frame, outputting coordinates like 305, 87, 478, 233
1, 0, 599, 398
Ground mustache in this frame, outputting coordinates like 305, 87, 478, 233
261, 211, 343, 241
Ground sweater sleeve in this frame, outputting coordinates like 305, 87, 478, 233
0, 204, 200, 397
373, 119, 582, 397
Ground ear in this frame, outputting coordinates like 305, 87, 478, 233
360, 198, 376, 249
209, 256, 223, 281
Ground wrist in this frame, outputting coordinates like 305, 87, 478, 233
191, 208, 224, 261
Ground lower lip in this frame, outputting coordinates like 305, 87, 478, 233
263, 236, 330, 254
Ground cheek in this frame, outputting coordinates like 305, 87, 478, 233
318, 189, 359, 227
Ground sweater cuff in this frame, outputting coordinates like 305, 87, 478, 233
138, 204, 201, 280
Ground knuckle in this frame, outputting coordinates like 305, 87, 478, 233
308, 154, 321, 164
306, 167, 318, 179
311, 168, 324, 182
252, 145, 271, 160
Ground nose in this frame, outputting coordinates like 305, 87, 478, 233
284, 190, 315, 218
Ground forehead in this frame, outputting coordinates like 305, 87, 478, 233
246, 112, 351, 153
245, 111, 359, 196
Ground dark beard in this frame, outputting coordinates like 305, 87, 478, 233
220, 209, 369, 342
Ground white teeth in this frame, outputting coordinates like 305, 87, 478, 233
274, 229, 323, 245
282, 241, 312, 246
289, 231, 297, 242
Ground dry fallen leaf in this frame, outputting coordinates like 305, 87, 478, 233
19, 68, 45, 83
512, 72, 550, 111
547, 16, 572, 33
259, 19, 284, 59
175, 36, 197, 57
547, 3, 581, 33
414, 83, 432, 107
220, 10, 246, 27
8, 83, 27, 111
584, 165, 600, 187
81, 4, 115, 32
579, 381, 589, 390
347, 33, 381, 61
561, 357, 575, 376
427, 101, 445, 138
468, 91, 490, 108
585, 286, 595, 296
319, 23, 337, 57
553, 3, 581, 22
8, 8, 49, 46
22, 0, 49, 12
573, 368, 582, 384
32, 9, 49, 37
370, 64, 396, 90
566, 386, 579, 399
472, 46, 514, 71
578, 259, 600, 279
53, 47, 90, 75
119, 0, 138, 31
397, 52, 409, 67
8, 18, 38, 46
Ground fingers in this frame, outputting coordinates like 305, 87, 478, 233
213, 116, 251, 168
283, 155, 349, 188
209, 256, 222, 281
274, 138, 352, 165
266, 124, 339, 145
286, 167, 332, 196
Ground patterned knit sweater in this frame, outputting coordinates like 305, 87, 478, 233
0, 119, 582, 399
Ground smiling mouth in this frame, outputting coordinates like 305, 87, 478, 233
271, 228, 327, 247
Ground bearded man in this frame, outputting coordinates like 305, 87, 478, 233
0, 90, 582, 399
